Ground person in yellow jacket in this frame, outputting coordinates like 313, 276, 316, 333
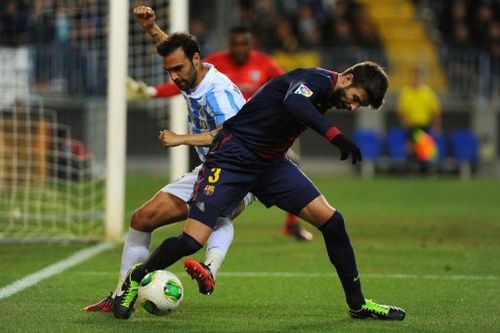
397, 68, 441, 169
397, 68, 441, 133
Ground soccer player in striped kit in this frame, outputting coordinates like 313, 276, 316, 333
84, 6, 250, 312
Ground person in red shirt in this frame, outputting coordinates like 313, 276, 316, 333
128, 26, 312, 241
151, 26, 284, 100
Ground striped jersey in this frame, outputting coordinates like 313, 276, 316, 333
181, 63, 245, 161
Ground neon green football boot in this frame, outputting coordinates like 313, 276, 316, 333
112, 264, 141, 319
349, 299, 405, 320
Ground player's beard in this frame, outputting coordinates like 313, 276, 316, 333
332, 87, 349, 110
174, 65, 197, 91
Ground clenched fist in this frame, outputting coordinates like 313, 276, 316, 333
159, 129, 182, 147
133, 6, 156, 31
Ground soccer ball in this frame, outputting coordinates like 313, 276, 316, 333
137, 270, 184, 315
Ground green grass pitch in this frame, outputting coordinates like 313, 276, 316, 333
1, 173, 499, 332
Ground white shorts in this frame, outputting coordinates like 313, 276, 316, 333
161, 164, 255, 208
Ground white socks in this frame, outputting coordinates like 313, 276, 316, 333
119, 227, 152, 278
113, 227, 151, 297
204, 217, 234, 279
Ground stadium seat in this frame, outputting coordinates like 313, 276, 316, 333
353, 129, 382, 178
450, 130, 478, 162
353, 129, 382, 160
386, 128, 407, 162
450, 130, 478, 179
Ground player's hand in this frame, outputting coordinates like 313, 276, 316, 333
127, 76, 156, 100
331, 134, 362, 165
159, 129, 182, 147
133, 6, 156, 31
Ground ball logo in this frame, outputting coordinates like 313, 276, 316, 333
164, 280, 183, 301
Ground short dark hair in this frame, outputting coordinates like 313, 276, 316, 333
156, 32, 201, 59
228, 25, 252, 35
343, 61, 389, 110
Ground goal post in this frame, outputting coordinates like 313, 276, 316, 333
105, 0, 129, 242
169, 0, 190, 182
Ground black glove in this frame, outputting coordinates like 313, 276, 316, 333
331, 134, 362, 165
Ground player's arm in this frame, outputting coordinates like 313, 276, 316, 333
133, 6, 168, 46
283, 79, 340, 142
127, 77, 181, 100
283, 77, 361, 164
159, 128, 220, 147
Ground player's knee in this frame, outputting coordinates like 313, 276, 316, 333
318, 210, 347, 238
214, 217, 234, 237
178, 232, 203, 255
131, 207, 160, 232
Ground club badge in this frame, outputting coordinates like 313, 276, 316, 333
294, 83, 314, 97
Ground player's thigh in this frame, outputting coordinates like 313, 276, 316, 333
254, 158, 322, 217
131, 191, 188, 232
161, 165, 203, 202
132, 165, 203, 231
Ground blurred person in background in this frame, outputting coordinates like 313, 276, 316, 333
294, 2, 322, 47
0, 0, 29, 46
128, 26, 313, 241
397, 68, 441, 173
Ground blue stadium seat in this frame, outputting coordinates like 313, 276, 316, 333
353, 129, 381, 161
386, 128, 407, 162
450, 130, 478, 162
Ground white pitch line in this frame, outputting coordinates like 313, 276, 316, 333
0, 242, 113, 300
73, 270, 499, 281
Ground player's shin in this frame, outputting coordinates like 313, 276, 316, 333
131, 232, 203, 283
112, 227, 152, 297
318, 210, 365, 310
204, 217, 234, 278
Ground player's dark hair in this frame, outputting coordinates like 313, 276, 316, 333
228, 25, 252, 35
156, 32, 201, 59
343, 61, 389, 110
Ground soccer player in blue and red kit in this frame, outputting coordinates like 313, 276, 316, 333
114, 61, 406, 321
132, 26, 312, 241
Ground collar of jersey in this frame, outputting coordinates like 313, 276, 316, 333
182, 63, 215, 98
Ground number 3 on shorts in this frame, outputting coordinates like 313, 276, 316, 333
208, 167, 221, 184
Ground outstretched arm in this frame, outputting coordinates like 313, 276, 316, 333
133, 6, 168, 46
127, 77, 181, 100
159, 128, 220, 148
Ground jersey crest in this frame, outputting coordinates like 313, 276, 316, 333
294, 84, 313, 98
250, 70, 261, 81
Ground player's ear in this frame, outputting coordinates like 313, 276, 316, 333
344, 73, 354, 84
192, 53, 201, 69
338, 73, 354, 88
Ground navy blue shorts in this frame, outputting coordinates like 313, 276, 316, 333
189, 130, 320, 228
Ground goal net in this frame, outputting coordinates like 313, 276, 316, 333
0, 102, 104, 242
0, 0, 187, 242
